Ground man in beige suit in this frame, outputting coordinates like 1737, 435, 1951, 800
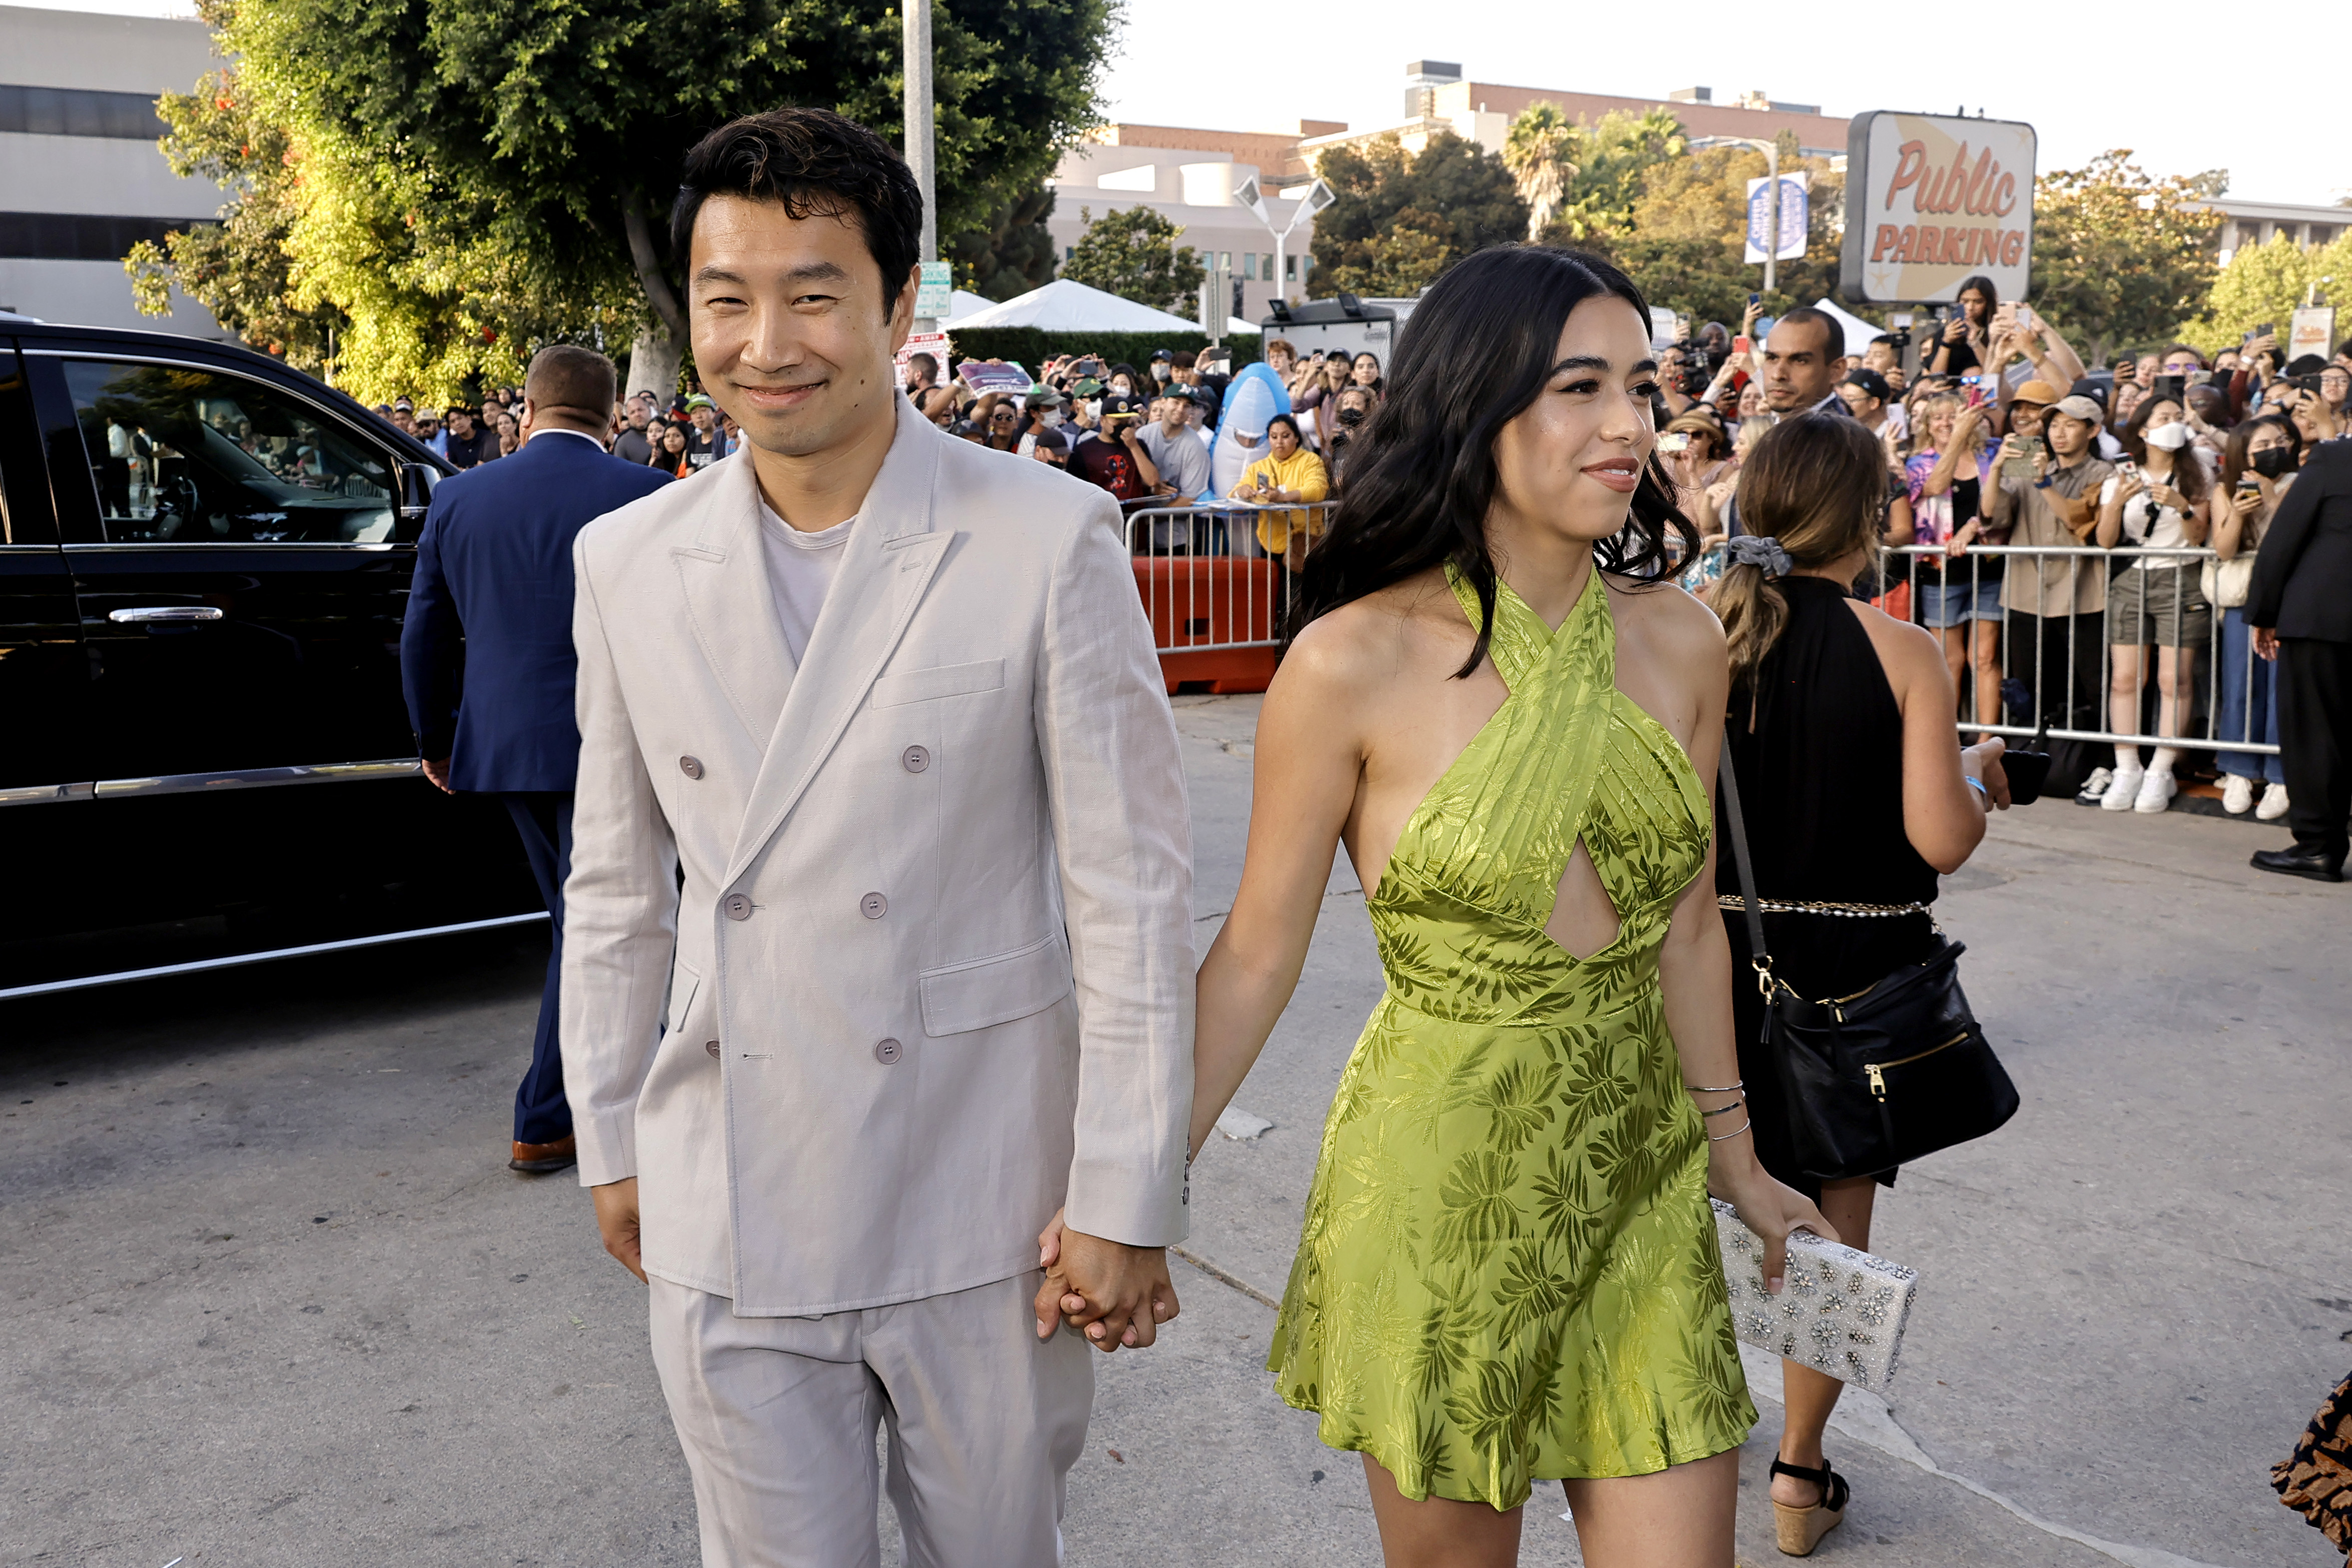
561, 109, 1194, 1565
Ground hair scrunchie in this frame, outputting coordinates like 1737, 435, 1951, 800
1725, 535, 1793, 579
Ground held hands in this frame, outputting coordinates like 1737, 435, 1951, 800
1033, 1208, 1181, 1352
422, 757, 455, 795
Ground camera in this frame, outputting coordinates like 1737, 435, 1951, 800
1885, 327, 1912, 355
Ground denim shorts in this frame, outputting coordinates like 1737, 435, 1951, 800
1918, 577, 2003, 628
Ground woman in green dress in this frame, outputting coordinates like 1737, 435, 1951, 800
1190, 248, 1833, 1565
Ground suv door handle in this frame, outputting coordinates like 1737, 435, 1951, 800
108, 606, 225, 624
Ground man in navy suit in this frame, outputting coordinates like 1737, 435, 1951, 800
401, 345, 673, 1172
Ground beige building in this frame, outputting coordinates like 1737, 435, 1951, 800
2203, 197, 2350, 262
0, 5, 231, 334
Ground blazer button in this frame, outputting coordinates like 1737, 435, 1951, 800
723, 892, 753, 920
901, 744, 930, 773
860, 891, 888, 920
679, 755, 704, 779
704, 1039, 720, 1059
874, 1038, 903, 1065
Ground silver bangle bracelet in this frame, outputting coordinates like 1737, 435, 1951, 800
1708, 1117, 1754, 1143
1685, 1081, 1744, 1093
1700, 1097, 1747, 1117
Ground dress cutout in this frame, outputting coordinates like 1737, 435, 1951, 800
1269, 564, 1755, 1508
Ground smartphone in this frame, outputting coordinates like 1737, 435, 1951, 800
2152, 374, 2187, 404
2014, 304, 2034, 331
2187, 369, 2214, 387
2237, 474, 2263, 494
2001, 436, 2035, 481
1732, 335, 1751, 357
2253, 322, 2275, 339
1748, 292, 1761, 309
1658, 432, 1692, 454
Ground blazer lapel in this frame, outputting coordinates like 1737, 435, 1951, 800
725, 397, 952, 885
672, 453, 797, 750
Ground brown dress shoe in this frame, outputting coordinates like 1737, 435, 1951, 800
509, 1134, 577, 1174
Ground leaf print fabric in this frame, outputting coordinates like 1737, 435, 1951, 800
1268, 564, 1755, 1508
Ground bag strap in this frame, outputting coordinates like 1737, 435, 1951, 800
1716, 724, 1781, 1003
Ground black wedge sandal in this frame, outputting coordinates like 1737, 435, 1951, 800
1769, 1455, 1849, 1557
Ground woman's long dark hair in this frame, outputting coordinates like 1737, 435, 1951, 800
1285, 246, 1697, 675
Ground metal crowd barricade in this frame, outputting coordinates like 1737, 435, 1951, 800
1875, 542, 2279, 761
1122, 500, 1336, 695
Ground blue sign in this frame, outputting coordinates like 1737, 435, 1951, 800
1744, 177, 1809, 263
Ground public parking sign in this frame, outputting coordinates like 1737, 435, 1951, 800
1840, 112, 2036, 305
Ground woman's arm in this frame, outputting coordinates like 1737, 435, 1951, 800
2094, 474, 2135, 549
1865, 610, 2002, 871
1188, 624, 1373, 1160
1654, 621, 1833, 1289
2180, 493, 2211, 547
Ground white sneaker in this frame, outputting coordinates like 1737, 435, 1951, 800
2257, 783, 2291, 821
2222, 776, 2255, 815
2075, 766, 2114, 806
2100, 765, 2145, 811
2133, 769, 2177, 814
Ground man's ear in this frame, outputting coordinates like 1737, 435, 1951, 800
887, 265, 918, 350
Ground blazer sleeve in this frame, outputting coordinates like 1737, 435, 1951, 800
1034, 496, 1196, 1247
559, 530, 681, 1188
2248, 450, 2337, 628
398, 503, 463, 759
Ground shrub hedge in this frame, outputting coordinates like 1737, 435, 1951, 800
940, 327, 1262, 377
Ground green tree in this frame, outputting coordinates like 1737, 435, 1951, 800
1308, 130, 1527, 298
1502, 103, 1573, 240
1547, 107, 1687, 242
2179, 232, 2352, 358
2028, 152, 2224, 362
124, 63, 347, 374
134, 0, 1116, 403
1059, 205, 1204, 314
949, 184, 1059, 302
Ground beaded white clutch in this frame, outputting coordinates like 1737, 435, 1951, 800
1711, 1198, 1919, 1391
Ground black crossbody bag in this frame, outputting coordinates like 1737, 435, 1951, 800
1716, 736, 2020, 1180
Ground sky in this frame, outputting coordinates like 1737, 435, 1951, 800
18, 0, 2345, 206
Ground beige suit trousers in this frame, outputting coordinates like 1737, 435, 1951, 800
648, 1269, 1092, 1567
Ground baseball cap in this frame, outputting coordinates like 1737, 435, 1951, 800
2011, 379, 2060, 407
1148, 349, 1173, 363
393, 398, 413, 412
1840, 368, 1891, 401
1023, 385, 1064, 410
1099, 393, 1146, 420
1160, 385, 1199, 405
2053, 394, 2105, 426
684, 394, 717, 411
1071, 377, 1104, 398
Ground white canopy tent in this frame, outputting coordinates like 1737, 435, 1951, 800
1808, 297, 1887, 358
937, 290, 998, 328
949, 278, 1198, 332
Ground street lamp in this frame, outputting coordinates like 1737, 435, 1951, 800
1233, 176, 1334, 307
1690, 135, 1782, 293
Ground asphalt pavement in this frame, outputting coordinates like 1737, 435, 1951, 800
4, 691, 2344, 1567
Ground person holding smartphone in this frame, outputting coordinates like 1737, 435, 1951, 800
1926, 275, 1998, 378
2092, 394, 2212, 813
2213, 416, 2301, 817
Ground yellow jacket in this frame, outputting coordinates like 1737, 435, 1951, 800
1239, 449, 1332, 555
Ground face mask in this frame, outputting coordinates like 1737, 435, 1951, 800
2252, 446, 2293, 478
1110, 380, 1131, 397
2144, 422, 2191, 451
1038, 409, 1063, 428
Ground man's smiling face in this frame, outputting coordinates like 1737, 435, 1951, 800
687, 194, 912, 460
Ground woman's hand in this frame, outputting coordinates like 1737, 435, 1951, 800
2115, 468, 2148, 503
1710, 1152, 1836, 1295
2148, 481, 2185, 513
1945, 520, 1977, 559
1942, 316, 1967, 346
1961, 736, 2011, 811
1951, 401, 1986, 444
2231, 487, 2262, 523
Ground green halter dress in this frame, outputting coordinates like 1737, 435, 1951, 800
1268, 564, 1754, 1509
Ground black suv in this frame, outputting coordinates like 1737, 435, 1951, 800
0, 316, 539, 997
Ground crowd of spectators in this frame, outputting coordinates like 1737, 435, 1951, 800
1654, 282, 2352, 825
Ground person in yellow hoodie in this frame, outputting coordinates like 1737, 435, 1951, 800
1232, 413, 1331, 571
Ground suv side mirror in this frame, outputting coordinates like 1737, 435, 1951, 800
395, 461, 435, 540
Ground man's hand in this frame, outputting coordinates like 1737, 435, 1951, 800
1030, 1210, 1179, 1351
2255, 626, 2279, 660
422, 757, 454, 795
591, 1178, 648, 1283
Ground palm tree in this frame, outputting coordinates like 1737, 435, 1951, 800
1502, 104, 1578, 241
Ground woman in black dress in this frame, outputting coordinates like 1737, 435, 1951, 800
1710, 413, 2011, 1555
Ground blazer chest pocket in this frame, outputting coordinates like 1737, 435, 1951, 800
918, 933, 1072, 1037
871, 657, 1005, 709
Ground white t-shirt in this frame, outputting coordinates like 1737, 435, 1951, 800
758, 499, 855, 664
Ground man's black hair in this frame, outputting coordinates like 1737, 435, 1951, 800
670, 109, 923, 314
1869, 333, 1900, 349
1774, 306, 1844, 361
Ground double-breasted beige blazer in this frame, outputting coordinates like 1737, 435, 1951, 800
560, 394, 1194, 1315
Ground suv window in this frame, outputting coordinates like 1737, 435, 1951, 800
64, 359, 395, 543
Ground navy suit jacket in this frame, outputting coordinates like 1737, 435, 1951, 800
400, 430, 673, 792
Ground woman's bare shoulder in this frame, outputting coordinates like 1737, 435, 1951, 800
1603, 571, 1726, 653
1276, 567, 1466, 698
1842, 596, 1946, 686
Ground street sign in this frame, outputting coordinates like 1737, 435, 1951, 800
2290, 306, 2337, 363
1840, 111, 2036, 305
1743, 175, 1809, 264
914, 261, 953, 320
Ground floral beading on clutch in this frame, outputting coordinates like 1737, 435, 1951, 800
1711, 1198, 1919, 1391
